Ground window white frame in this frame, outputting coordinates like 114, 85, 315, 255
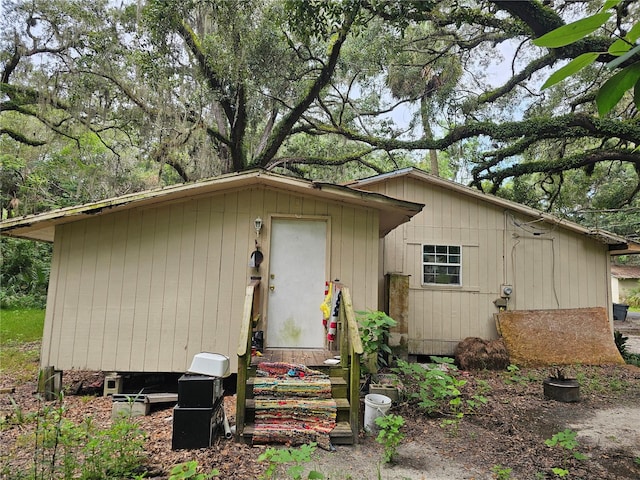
422, 244, 462, 285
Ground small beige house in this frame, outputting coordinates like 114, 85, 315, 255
611, 264, 640, 303
349, 168, 637, 356
0, 170, 422, 374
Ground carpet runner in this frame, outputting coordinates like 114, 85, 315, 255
252, 362, 337, 449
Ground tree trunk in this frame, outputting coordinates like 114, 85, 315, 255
420, 96, 439, 177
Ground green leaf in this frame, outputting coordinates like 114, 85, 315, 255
634, 79, 640, 110
603, 0, 623, 10
533, 13, 611, 48
596, 62, 640, 115
627, 22, 640, 43
606, 43, 640, 70
609, 22, 640, 56
609, 38, 632, 56
308, 471, 325, 479
540, 53, 600, 89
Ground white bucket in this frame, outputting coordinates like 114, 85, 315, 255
364, 393, 392, 433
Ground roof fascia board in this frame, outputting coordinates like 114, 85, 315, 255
1, 170, 423, 242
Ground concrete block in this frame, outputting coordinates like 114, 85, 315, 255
103, 374, 123, 396
111, 400, 149, 419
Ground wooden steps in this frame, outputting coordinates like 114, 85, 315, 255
241, 366, 356, 445
242, 421, 355, 445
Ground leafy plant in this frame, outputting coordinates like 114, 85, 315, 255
0, 238, 51, 309
625, 353, 640, 367
393, 357, 487, 434
82, 416, 147, 479
258, 443, 324, 480
545, 429, 587, 476
491, 464, 512, 480
622, 283, 640, 308
393, 358, 461, 415
533, 0, 640, 116
575, 369, 605, 394
374, 414, 405, 463
614, 330, 629, 357
9, 394, 147, 480
356, 310, 397, 373
551, 467, 569, 477
613, 330, 640, 366
169, 461, 219, 480
504, 364, 525, 385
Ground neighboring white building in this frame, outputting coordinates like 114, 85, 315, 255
611, 264, 640, 303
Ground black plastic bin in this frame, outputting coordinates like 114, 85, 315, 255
613, 303, 629, 321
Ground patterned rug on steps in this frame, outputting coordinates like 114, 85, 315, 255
253, 377, 332, 398
252, 362, 337, 449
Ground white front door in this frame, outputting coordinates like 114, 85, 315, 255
266, 218, 327, 348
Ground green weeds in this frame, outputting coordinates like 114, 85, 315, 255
3, 394, 147, 480
503, 364, 539, 386
258, 443, 324, 480
374, 414, 405, 463
491, 464, 512, 480
393, 357, 488, 434
544, 429, 587, 477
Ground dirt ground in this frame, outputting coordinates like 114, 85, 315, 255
2, 340, 640, 479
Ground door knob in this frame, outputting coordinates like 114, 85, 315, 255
269, 285, 275, 291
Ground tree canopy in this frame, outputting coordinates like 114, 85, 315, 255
1, 0, 639, 237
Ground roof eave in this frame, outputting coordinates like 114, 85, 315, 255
0, 170, 423, 242
350, 167, 635, 248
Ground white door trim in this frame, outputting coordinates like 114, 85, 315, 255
265, 215, 331, 349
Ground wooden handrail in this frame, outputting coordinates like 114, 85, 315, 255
341, 288, 363, 355
236, 278, 260, 440
237, 279, 261, 357
339, 286, 362, 443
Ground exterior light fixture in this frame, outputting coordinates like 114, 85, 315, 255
254, 217, 263, 236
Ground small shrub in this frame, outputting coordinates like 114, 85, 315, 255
614, 330, 628, 357
625, 353, 640, 367
82, 416, 147, 479
356, 310, 397, 373
393, 357, 487, 435
375, 414, 405, 463
491, 464, 512, 480
622, 282, 640, 308
614, 330, 640, 366
393, 357, 462, 415
545, 429, 587, 477
258, 443, 323, 480
8, 395, 147, 480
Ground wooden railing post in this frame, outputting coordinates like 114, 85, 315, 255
235, 279, 260, 441
340, 287, 363, 443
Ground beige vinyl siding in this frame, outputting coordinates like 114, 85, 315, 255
42, 186, 379, 373
363, 176, 611, 356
